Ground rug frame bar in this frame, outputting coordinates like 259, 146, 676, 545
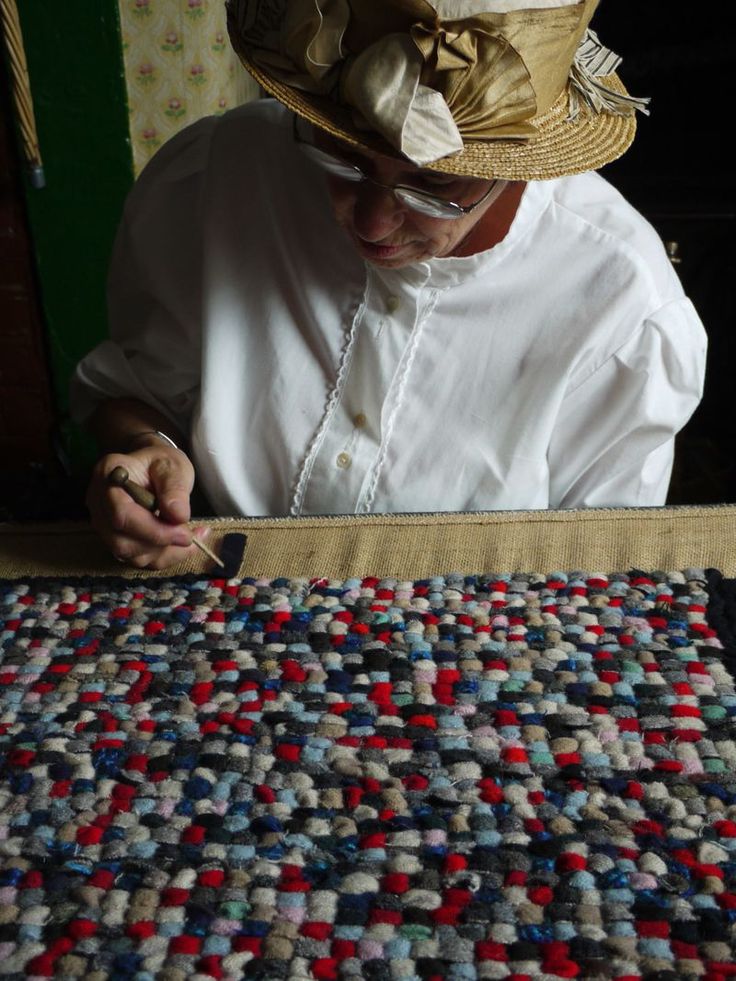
2, 506, 735, 579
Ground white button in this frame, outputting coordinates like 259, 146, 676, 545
336, 452, 352, 469
353, 412, 367, 428
386, 295, 400, 313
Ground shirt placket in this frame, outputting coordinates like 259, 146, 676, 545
299, 264, 428, 514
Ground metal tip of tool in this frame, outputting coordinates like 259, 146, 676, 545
193, 536, 225, 569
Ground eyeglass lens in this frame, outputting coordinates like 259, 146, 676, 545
295, 120, 502, 219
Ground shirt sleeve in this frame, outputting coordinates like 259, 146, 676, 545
69, 118, 216, 429
547, 296, 707, 508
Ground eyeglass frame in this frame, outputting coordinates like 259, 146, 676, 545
292, 115, 506, 220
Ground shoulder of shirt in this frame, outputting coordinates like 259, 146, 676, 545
133, 99, 291, 188
545, 170, 685, 305
121, 100, 299, 233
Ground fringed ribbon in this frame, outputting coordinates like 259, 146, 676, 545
568, 28, 650, 121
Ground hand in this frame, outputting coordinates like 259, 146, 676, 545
87, 444, 207, 569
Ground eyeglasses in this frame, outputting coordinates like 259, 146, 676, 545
293, 116, 507, 220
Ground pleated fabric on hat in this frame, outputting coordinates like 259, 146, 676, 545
226, 0, 647, 179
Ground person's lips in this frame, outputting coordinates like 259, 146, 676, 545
356, 237, 407, 260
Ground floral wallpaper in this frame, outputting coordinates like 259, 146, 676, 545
118, 0, 259, 175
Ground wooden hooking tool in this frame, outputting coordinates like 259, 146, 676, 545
107, 466, 225, 569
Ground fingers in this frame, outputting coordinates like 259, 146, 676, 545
112, 527, 212, 571
87, 450, 200, 570
148, 454, 193, 525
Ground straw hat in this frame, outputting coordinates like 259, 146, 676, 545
227, 0, 648, 181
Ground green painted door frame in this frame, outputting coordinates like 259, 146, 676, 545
9, 1, 134, 466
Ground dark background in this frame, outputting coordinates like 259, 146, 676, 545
594, 3, 735, 503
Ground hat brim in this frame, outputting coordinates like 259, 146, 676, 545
235, 42, 636, 181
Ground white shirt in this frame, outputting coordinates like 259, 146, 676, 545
72, 100, 707, 517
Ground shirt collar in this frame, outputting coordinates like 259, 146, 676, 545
375, 179, 555, 289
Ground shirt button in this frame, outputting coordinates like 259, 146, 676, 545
353, 412, 367, 428
386, 295, 400, 313
336, 452, 352, 469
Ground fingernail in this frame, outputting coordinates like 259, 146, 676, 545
172, 531, 192, 547
193, 526, 210, 540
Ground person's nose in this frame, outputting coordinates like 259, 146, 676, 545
352, 180, 405, 242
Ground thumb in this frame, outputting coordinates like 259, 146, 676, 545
148, 456, 193, 525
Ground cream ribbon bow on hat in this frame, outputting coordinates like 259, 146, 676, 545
230, 0, 647, 166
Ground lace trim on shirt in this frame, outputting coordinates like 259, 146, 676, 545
360, 288, 442, 512
289, 286, 367, 516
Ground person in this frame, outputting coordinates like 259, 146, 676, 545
72, 0, 707, 569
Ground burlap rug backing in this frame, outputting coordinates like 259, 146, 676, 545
1, 506, 735, 579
